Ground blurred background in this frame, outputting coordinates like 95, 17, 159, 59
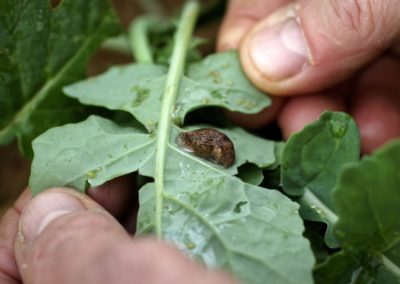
0, 0, 224, 215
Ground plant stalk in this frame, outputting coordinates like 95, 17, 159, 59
102, 35, 131, 54
301, 189, 338, 224
154, 1, 200, 238
128, 16, 155, 64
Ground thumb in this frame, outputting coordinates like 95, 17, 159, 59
15, 188, 128, 284
240, 0, 400, 95
15, 189, 235, 284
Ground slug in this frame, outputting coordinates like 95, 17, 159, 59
176, 128, 235, 168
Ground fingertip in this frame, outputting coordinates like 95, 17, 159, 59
351, 57, 400, 154
224, 97, 285, 129
88, 175, 135, 219
18, 189, 91, 242
217, 0, 290, 52
352, 92, 400, 153
278, 92, 346, 139
15, 198, 127, 284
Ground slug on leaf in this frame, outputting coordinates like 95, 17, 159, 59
176, 128, 235, 168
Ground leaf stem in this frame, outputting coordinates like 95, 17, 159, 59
380, 254, 400, 278
154, 1, 200, 238
301, 189, 338, 224
101, 35, 131, 54
128, 16, 155, 64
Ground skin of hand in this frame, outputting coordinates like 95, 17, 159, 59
0, 185, 236, 284
218, 0, 400, 153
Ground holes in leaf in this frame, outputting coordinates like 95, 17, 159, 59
233, 201, 248, 213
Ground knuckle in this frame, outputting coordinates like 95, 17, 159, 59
330, 0, 376, 37
327, 0, 395, 50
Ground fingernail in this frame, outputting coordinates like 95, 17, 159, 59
20, 191, 85, 241
249, 18, 309, 81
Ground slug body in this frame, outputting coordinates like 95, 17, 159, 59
177, 128, 235, 168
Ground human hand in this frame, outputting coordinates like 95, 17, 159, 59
0, 184, 235, 284
218, 0, 400, 153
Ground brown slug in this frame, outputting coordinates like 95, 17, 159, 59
176, 128, 235, 168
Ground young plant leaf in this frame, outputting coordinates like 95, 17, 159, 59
0, 0, 120, 154
331, 140, 400, 282
314, 250, 400, 284
313, 251, 362, 284
281, 112, 360, 248
63, 51, 270, 131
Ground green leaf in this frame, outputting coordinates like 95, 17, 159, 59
313, 251, 361, 284
332, 140, 400, 281
29, 117, 313, 284
138, 182, 314, 284
63, 51, 270, 131
281, 111, 360, 248
176, 51, 270, 123
0, 0, 120, 152
16, 96, 88, 157
30, 117, 275, 193
29, 115, 153, 194
313, 141, 400, 283
267, 141, 285, 170
314, 250, 400, 284
237, 164, 264, 186
137, 156, 314, 284
64, 64, 167, 132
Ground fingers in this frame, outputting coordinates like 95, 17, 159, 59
240, 0, 400, 95
15, 188, 127, 284
0, 189, 31, 284
217, 0, 291, 51
15, 189, 236, 284
278, 89, 346, 139
351, 56, 400, 153
88, 174, 135, 219
224, 96, 285, 129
